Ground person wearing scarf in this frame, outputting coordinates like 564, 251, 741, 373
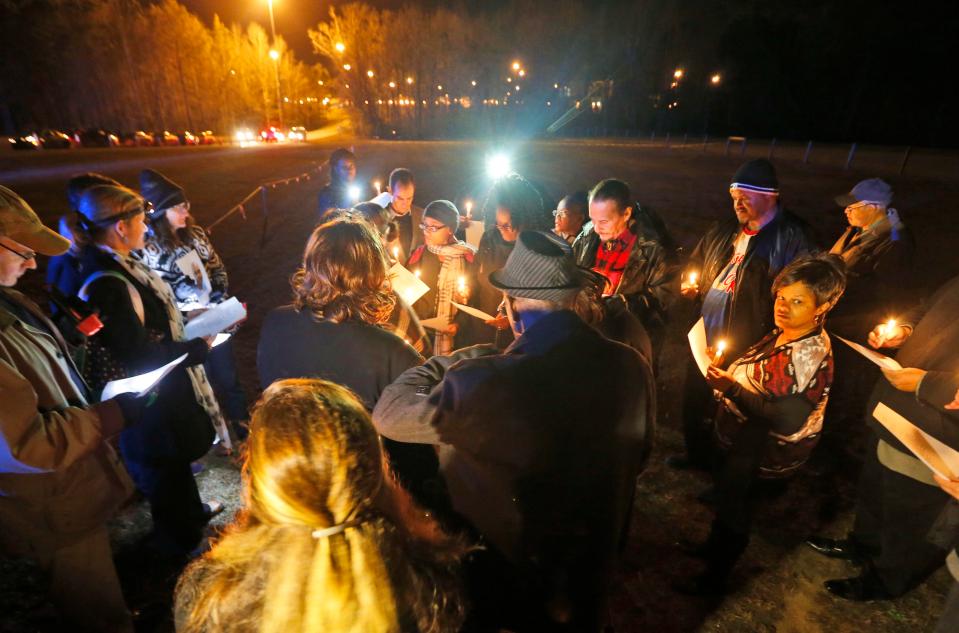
676, 254, 846, 596
406, 200, 478, 355
72, 184, 225, 559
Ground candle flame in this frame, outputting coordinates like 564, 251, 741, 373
414, 269, 421, 279
688, 271, 698, 285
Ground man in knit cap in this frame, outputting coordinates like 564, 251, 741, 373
373, 230, 653, 632
670, 158, 818, 469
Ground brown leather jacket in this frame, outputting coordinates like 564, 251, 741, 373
0, 288, 132, 559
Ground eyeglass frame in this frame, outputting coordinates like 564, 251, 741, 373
418, 222, 450, 234
494, 221, 515, 232
551, 209, 568, 218
0, 240, 37, 261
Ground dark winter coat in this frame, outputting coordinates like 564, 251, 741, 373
687, 208, 817, 359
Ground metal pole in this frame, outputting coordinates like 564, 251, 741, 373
803, 140, 813, 164
724, 137, 731, 156
702, 134, 708, 152
740, 138, 748, 157
665, 132, 670, 148
682, 132, 688, 147
259, 186, 269, 248
845, 142, 857, 170
768, 138, 777, 160
268, 0, 283, 128
899, 146, 913, 176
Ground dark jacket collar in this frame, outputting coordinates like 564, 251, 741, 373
505, 309, 588, 356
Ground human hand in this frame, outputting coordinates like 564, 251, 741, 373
680, 280, 700, 298
484, 315, 510, 330
868, 322, 910, 349
705, 364, 736, 392
933, 474, 959, 502
945, 388, 959, 411
445, 323, 459, 336
185, 308, 208, 321
880, 366, 927, 393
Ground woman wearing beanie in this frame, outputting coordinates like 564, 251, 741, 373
406, 200, 479, 355
71, 184, 224, 558
137, 169, 249, 445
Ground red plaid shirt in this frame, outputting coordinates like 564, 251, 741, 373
592, 228, 638, 295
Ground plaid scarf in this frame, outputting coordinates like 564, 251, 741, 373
426, 240, 474, 355
592, 228, 638, 295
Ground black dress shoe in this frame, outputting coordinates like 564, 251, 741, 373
805, 536, 863, 561
824, 574, 893, 602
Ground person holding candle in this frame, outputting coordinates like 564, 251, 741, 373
384, 167, 423, 262
676, 254, 846, 595
317, 148, 368, 222
808, 274, 959, 601
406, 200, 479, 355
672, 158, 817, 471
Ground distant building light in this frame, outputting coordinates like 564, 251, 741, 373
335, 42, 345, 53
711, 73, 722, 85
673, 68, 684, 79
343, 63, 351, 71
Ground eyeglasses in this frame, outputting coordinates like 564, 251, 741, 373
0, 240, 36, 261
552, 209, 568, 218
418, 223, 448, 234
495, 222, 514, 232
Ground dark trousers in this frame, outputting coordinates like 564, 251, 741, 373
935, 580, 959, 633
203, 338, 249, 436
681, 354, 717, 466
851, 434, 949, 595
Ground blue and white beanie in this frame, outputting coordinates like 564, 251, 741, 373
729, 159, 779, 196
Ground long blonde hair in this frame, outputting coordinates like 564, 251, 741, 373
175, 379, 467, 633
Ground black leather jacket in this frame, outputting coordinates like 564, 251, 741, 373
687, 208, 817, 358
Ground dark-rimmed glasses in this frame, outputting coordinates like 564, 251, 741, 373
0, 241, 36, 261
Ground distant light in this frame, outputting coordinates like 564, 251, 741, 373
511, 61, 521, 71
348, 185, 360, 202
388, 80, 396, 88
518, 69, 526, 77
335, 42, 345, 53
437, 84, 443, 90
553, 83, 559, 89
546, 101, 551, 106
343, 63, 351, 71
283, 96, 289, 103
406, 76, 414, 84
515, 85, 520, 91
673, 68, 684, 79
471, 80, 477, 86
317, 80, 324, 85
367, 69, 374, 78
506, 77, 512, 83
711, 73, 722, 85
486, 153, 511, 180
230, 69, 236, 75
670, 81, 678, 89
269, 49, 280, 61
373, 180, 381, 192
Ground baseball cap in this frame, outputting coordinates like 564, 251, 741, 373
835, 178, 893, 207
0, 185, 70, 256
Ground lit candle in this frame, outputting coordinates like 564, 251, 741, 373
714, 339, 727, 362
414, 269, 421, 279
687, 271, 698, 286
464, 200, 473, 218
392, 246, 399, 260
373, 179, 382, 193
882, 318, 897, 337
457, 275, 467, 294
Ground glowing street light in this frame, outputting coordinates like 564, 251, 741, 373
406, 76, 414, 85
437, 84, 443, 90
511, 61, 521, 72
269, 49, 279, 61
367, 69, 374, 78
711, 73, 722, 85
343, 63, 351, 71
335, 42, 345, 53
471, 80, 477, 86
518, 69, 526, 77
673, 68, 684, 80
388, 80, 396, 88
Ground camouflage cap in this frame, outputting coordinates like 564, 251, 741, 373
0, 185, 70, 256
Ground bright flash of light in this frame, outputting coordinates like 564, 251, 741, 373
348, 185, 360, 202
269, 49, 280, 61
486, 154, 511, 180
335, 42, 345, 53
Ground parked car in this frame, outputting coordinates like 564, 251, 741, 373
76, 128, 119, 148
258, 126, 280, 143
177, 131, 198, 145
8, 134, 40, 150
153, 130, 180, 146
38, 129, 75, 149
198, 130, 218, 145
288, 126, 307, 141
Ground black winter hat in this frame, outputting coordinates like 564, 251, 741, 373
139, 169, 187, 216
423, 199, 460, 230
729, 159, 779, 195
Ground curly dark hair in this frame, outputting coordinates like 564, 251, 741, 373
484, 173, 549, 231
291, 218, 395, 324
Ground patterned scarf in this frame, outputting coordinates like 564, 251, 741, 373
426, 240, 475, 355
100, 246, 231, 449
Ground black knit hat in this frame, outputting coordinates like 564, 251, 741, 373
139, 169, 187, 216
489, 230, 585, 302
423, 199, 460, 230
729, 159, 779, 195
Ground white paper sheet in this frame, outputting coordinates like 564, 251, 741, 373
175, 250, 211, 306
836, 336, 902, 371
450, 301, 495, 322
687, 317, 712, 377
419, 317, 447, 330
872, 402, 959, 479
211, 332, 231, 348
388, 262, 430, 306
101, 354, 188, 401
464, 220, 485, 248
183, 297, 246, 340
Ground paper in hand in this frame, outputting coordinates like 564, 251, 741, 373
687, 318, 712, 377
419, 316, 447, 331
388, 263, 430, 306
184, 297, 246, 340
836, 336, 902, 371
211, 332, 231, 348
175, 250, 211, 305
101, 354, 188, 401
872, 402, 959, 479
464, 220, 485, 249
450, 301, 495, 322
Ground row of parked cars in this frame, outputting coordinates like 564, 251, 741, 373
7, 128, 219, 150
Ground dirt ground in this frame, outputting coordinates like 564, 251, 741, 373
2, 138, 958, 632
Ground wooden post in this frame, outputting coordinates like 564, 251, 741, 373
768, 138, 777, 160
845, 142, 858, 170
665, 132, 671, 148
803, 140, 813, 164
899, 146, 912, 176
259, 186, 269, 248
682, 132, 688, 147
702, 134, 709, 152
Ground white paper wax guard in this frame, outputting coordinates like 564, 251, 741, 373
101, 354, 188, 401
464, 220, 485, 249
211, 332, 231, 348
836, 336, 902, 371
687, 317, 711, 377
388, 263, 430, 306
450, 301, 495, 322
872, 402, 959, 479
184, 297, 246, 340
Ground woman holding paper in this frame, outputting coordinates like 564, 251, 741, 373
676, 254, 846, 595
406, 200, 479, 355
137, 169, 249, 446
72, 184, 225, 558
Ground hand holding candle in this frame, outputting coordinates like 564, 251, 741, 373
681, 270, 700, 298
455, 275, 469, 302
373, 179, 382, 193
713, 339, 727, 363
869, 318, 909, 349
392, 246, 400, 261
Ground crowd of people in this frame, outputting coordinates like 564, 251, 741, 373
1, 145, 957, 633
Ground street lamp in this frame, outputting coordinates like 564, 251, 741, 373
406, 76, 414, 85
511, 61, 521, 72
335, 42, 345, 53
343, 63, 351, 71
367, 69, 375, 78
388, 81, 396, 88
711, 73, 722, 85
673, 68, 684, 80
518, 69, 526, 77
266, 1, 283, 127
